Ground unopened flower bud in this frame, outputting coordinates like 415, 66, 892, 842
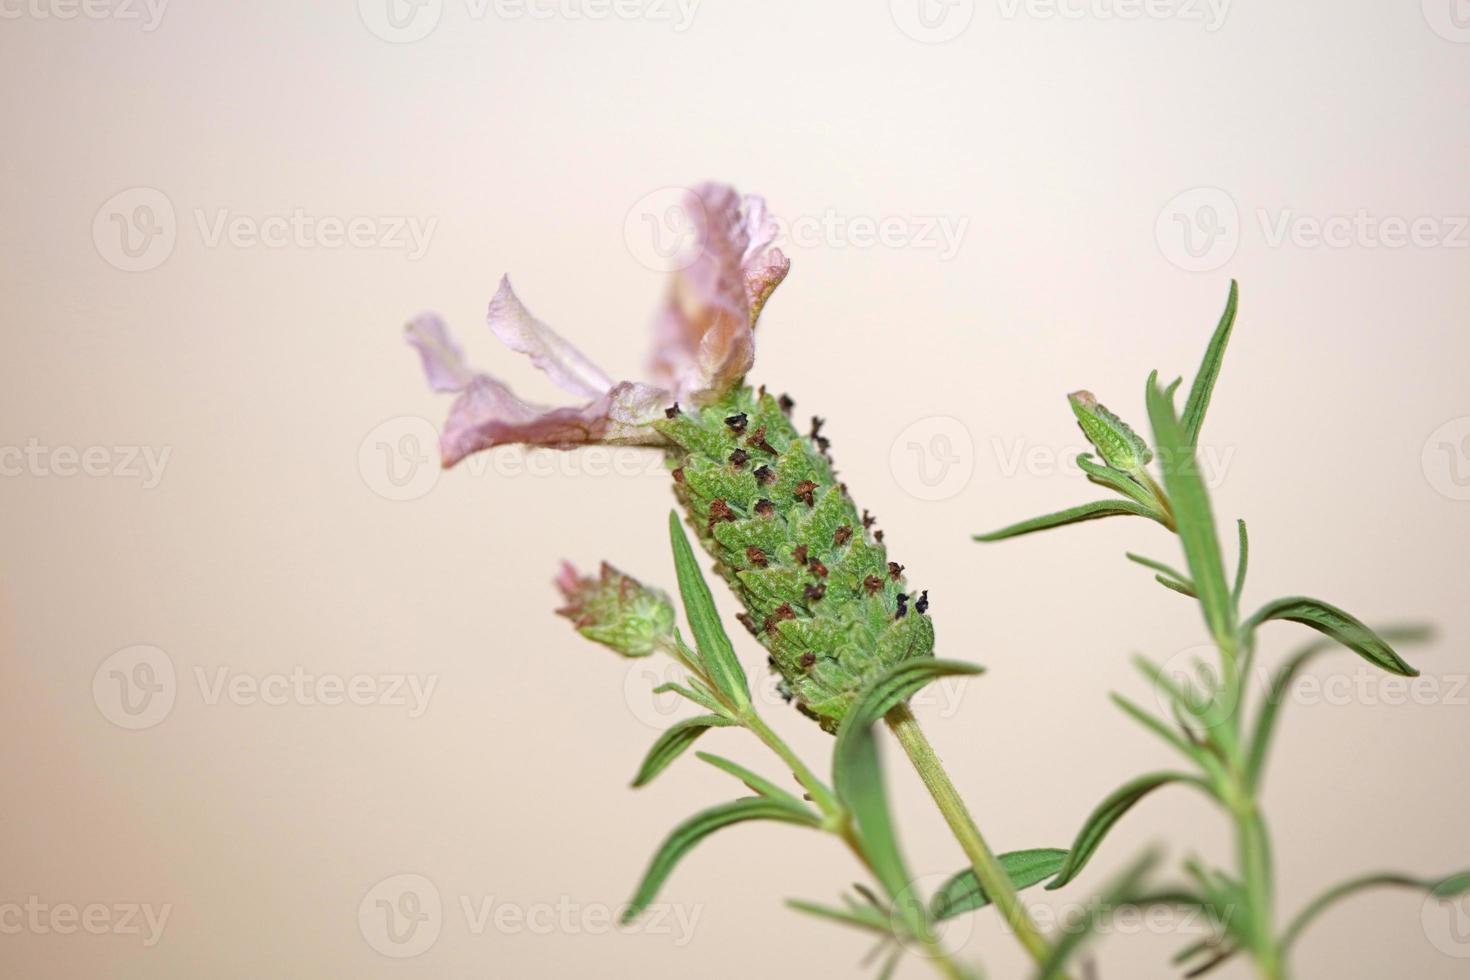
1068, 390, 1153, 476
555, 562, 675, 658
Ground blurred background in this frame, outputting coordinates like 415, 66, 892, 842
2, 2, 1468, 977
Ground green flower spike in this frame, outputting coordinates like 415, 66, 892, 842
656, 388, 934, 733
555, 562, 676, 658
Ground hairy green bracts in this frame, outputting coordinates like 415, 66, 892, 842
555, 562, 676, 658
655, 385, 934, 733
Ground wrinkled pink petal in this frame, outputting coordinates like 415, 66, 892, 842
486, 276, 615, 400
405, 314, 476, 393
440, 376, 669, 467
646, 183, 789, 404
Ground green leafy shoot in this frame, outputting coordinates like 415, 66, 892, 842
1125, 551, 1193, 593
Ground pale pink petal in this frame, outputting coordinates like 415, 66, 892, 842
646, 184, 790, 404
439, 375, 669, 467
405, 313, 476, 392
487, 276, 614, 400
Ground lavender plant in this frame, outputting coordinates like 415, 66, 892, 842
979, 283, 1470, 978
408, 183, 1074, 978
406, 185, 1463, 979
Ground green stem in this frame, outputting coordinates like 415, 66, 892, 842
743, 710, 842, 819
1234, 801, 1283, 979
746, 713, 969, 980
885, 702, 1060, 973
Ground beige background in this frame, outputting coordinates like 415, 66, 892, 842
3, 1, 1468, 977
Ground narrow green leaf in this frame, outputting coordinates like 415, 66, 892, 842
623, 797, 821, 922
668, 511, 751, 707
785, 898, 895, 936
1126, 551, 1192, 587
1244, 596, 1418, 677
1181, 280, 1239, 448
1110, 693, 1207, 768
931, 848, 1069, 921
1146, 378, 1236, 646
1155, 574, 1197, 598
1048, 772, 1208, 890
632, 715, 737, 788
1245, 626, 1432, 790
874, 945, 904, 980
833, 659, 984, 921
1231, 519, 1249, 605
1078, 454, 1158, 509
1281, 870, 1470, 951
653, 681, 728, 717
696, 751, 808, 809
975, 499, 1161, 542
